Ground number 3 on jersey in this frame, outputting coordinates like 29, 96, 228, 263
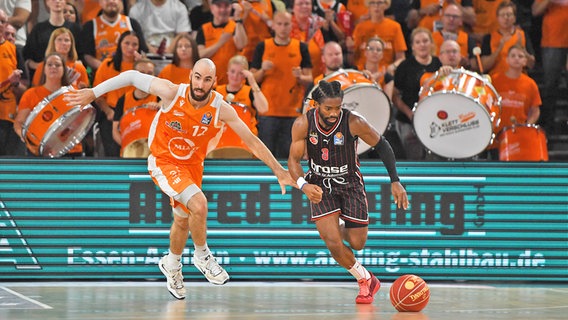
321, 148, 329, 161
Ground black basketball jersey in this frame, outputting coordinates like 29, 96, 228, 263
305, 108, 362, 180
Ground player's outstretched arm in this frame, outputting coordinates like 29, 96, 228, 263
64, 70, 178, 108
222, 103, 294, 194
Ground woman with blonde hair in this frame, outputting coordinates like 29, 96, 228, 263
360, 36, 394, 100
32, 27, 89, 88
209, 54, 268, 158
157, 33, 199, 84
15, 53, 85, 157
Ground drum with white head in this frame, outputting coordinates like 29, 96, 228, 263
413, 68, 501, 159
304, 69, 391, 155
22, 86, 96, 158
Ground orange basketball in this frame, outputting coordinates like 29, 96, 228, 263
389, 274, 430, 312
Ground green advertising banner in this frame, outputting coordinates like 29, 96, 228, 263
0, 159, 566, 281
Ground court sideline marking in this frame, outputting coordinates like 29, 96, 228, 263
0, 286, 52, 309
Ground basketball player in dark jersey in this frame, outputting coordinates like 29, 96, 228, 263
288, 80, 409, 304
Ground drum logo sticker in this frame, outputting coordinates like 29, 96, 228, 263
123, 119, 142, 137
430, 122, 441, 138
459, 112, 476, 123
42, 111, 53, 122
201, 112, 213, 125
430, 111, 480, 138
309, 131, 318, 145
334, 132, 344, 145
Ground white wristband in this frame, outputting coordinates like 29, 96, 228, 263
297, 177, 307, 190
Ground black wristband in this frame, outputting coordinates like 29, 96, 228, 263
374, 136, 400, 183
235, 19, 243, 24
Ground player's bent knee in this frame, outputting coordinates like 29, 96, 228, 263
325, 238, 346, 254
350, 240, 367, 251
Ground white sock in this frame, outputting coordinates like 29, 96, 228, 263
194, 243, 211, 259
348, 261, 370, 280
166, 252, 181, 270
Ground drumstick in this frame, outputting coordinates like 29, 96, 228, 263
473, 47, 483, 74
0, 79, 11, 88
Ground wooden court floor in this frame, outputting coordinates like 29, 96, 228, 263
0, 281, 566, 320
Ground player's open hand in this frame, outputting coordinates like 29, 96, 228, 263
64, 88, 96, 110
303, 184, 323, 204
391, 181, 409, 210
276, 170, 295, 195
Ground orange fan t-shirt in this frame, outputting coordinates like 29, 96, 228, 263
258, 38, 306, 117
432, 30, 470, 57
93, 58, 135, 107
241, 0, 274, 62
199, 21, 239, 85
492, 72, 542, 132
216, 84, 258, 139
351, 18, 407, 69
537, 0, 568, 48
0, 41, 18, 122
472, 0, 508, 36
32, 60, 89, 88
290, 15, 325, 78
92, 14, 133, 61
485, 28, 527, 77
158, 64, 192, 85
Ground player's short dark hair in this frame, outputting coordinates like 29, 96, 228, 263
312, 80, 343, 104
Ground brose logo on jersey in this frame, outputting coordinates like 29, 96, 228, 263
310, 162, 349, 176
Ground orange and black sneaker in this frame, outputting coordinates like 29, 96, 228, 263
355, 272, 380, 304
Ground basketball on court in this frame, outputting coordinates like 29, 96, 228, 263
389, 274, 430, 312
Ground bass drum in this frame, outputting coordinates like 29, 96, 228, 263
498, 124, 548, 161
119, 105, 158, 158
304, 69, 391, 155
21, 86, 96, 158
414, 68, 501, 159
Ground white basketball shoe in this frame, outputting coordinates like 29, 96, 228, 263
193, 253, 230, 285
159, 256, 186, 300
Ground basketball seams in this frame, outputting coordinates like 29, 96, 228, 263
390, 274, 430, 312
